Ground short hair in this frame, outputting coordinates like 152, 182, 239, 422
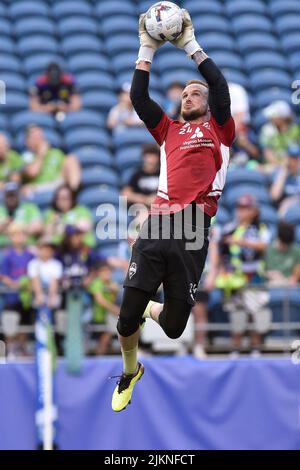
278, 221, 295, 245
142, 143, 160, 157
185, 79, 209, 90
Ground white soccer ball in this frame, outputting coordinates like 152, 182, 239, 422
145, 1, 184, 41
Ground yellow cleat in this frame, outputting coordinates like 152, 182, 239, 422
111, 363, 144, 412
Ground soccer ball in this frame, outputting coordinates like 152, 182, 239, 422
145, 1, 184, 41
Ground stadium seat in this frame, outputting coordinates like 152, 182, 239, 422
226, 0, 267, 16
25, 190, 54, 210
270, 0, 300, 17
275, 15, 300, 35
214, 206, 230, 226
105, 35, 139, 55
10, 111, 56, 133
222, 69, 249, 89
155, 52, 196, 74
224, 185, 271, 208
0, 74, 26, 93
95, 1, 136, 18
60, 111, 105, 132
64, 129, 111, 152
68, 54, 111, 74
62, 36, 105, 56
0, 55, 21, 74
9, 1, 49, 19
288, 52, 300, 73
16, 128, 62, 151
161, 70, 201, 90
193, 15, 230, 34
111, 53, 141, 74
76, 72, 116, 93
225, 169, 268, 190
82, 91, 117, 113
58, 17, 98, 37
0, 3, 7, 18
209, 52, 243, 71
281, 34, 300, 54
269, 288, 300, 327
115, 148, 141, 170
252, 110, 267, 130
78, 187, 120, 207
232, 15, 273, 34
4, 92, 28, 113
76, 147, 113, 169
100, 17, 138, 36
81, 166, 119, 189
249, 70, 292, 91
244, 52, 289, 73
113, 128, 155, 149
120, 167, 135, 186
52, 1, 92, 19
183, 0, 222, 16
23, 54, 63, 76
259, 205, 278, 226
237, 33, 280, 54
14, 18, 56, 37
0, 37, 15, 54
283, 205, 300, 226
0, 18, 11, 37
0, 115, 8, 133
198, 33, 236, 53
254, 89, 292, 110
18, 36, 58, 57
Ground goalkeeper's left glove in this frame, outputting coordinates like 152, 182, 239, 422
171, 10, 203, 57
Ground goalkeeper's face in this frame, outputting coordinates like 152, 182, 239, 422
181, 84, 209, 121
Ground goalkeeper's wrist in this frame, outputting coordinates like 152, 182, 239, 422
184, 39, 203, 57
136, 46, 155, 64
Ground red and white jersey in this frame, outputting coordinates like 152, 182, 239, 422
148, 113, 235, 217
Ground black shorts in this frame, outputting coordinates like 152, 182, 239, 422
124, 211, 210, 306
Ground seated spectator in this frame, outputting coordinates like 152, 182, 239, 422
259, 101, 300, 169
270, 146, 300, 217
29, 62, 81, 120
28, 237, 63, 310
22, 125, 81, 194
0, 182, 42, 247
265, 222, 300, 286
44, 185, 95, 248
214, 195, 272, 356
0, 222, 34, 357
0, 133, 23, 190
163, 81, 184, 119
107, 82, 143, 134
87, 260, 119, 355
228, 82, 260, 167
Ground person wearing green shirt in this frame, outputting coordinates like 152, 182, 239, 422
0, 133, 23, 189
0, 182, 43, 247
22, 125, 81, 194
265, 221, 300, 285
88, 261, 119, 355
44, 184, 95, 247
259, 101, 300, 169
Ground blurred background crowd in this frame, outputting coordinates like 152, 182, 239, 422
0, 0, 300, 360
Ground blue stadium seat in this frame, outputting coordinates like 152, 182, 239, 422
75, 147, 113, 169
62, 36, 105, 56
224, 185, 271, 208
58, 17, 98, 37
82, 91, 117, 113
9, 1, 49, 19
249, 70, 292, 91
81, 167, 119, 189
0, 55, 21, 74
232, 15, 272, 34
226, 0, 267, 16
270, 0, 300, 17
283, 205, 300, 225
120, 167, 136, 186
269, 288, 300, 327
23, 54, 63, 76
222, 69, 249, 89
105, 35, 139, 55
244, 52, 289, 73
0, 74, 26, 93
237, 33, 280, 54
259, 205, 278, 226
4, 92, 28, 113
14, 18, 56, 37
0, 37, 15, 54
215, 206, 230, 226
77, 72, 116, 93
18, 36, 58, 56
10, 111, 56, 133
0, 19, 11, 37
64, 129, 111, 152
225, 169, 268, 189
78, 187, 120, 207
161, 71, 201, 90
210, 52, 243, 71
137, 0, 158, 14
183, 0, 222, 16
100, 17, 138, 36
0, 3, 7, 18
52, 1, 92, 18
288, 52, 300, 73
68, 54, 111, 74
199, 33, 236, 53
95, 1, 136, 18
61, 111, 105, 132
155, 52, 196, 74
254, 89, 292, 110
193, 15, 230, 34
111, 53, 141, 74
113, 128, 155, 149
0, 115, 8, 133
252, 110, 267, 131
25, 191, 54, 211
115, 147, 141, 170
281, 34, 300, 54
16, 128, 62, 151
275, 15, 300, 35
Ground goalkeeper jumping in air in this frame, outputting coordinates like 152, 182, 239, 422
112, 9, 235, 412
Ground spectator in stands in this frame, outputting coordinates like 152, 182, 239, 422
0, 182, 42, 248
21, 125, 81, 195
260, 101, 300, 169
214, 195, 271, 357
228, 82, 260, 167
44, 185, 95, 248
164, 81, 184, 119
0, 134, 23, 190
87, 260, 119, 355
270, 146, 300, 217
28, 237, 62, 310
29, 62, 81, 120
0, 222, 34, 357
265, 222, 300, 286
107, 82, 143, 134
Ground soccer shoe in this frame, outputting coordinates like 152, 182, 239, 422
111, 362, 144, 412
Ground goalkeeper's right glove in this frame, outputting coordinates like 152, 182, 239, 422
171, 10, 203, 57
136, 14, 164, 64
